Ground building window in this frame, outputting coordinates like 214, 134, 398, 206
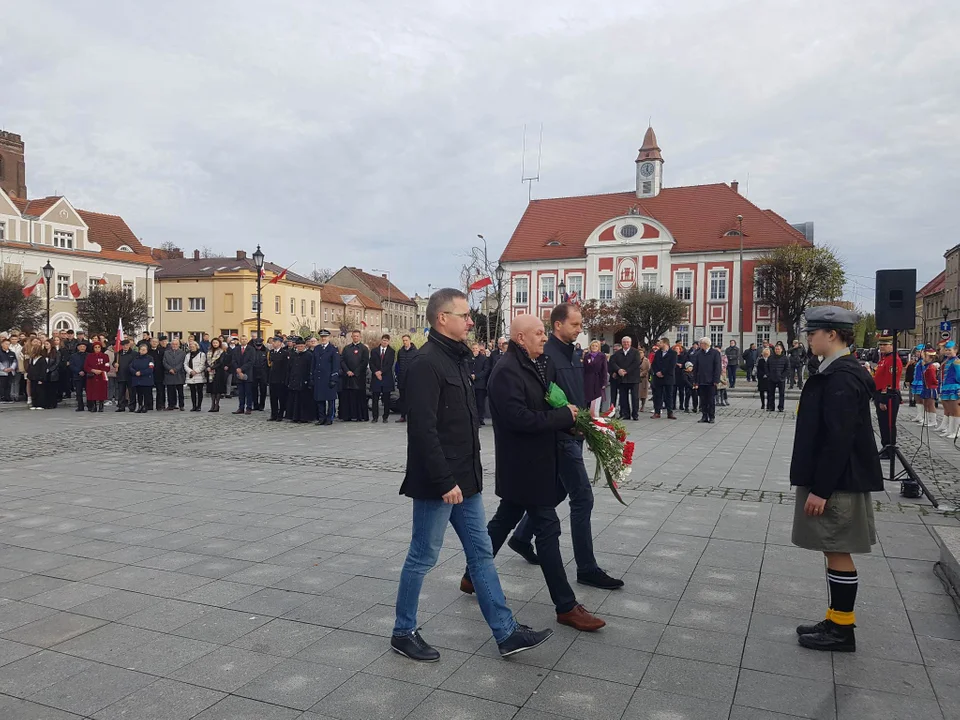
324, 308, 329, 322
514, 277, 529, 305
540, 276, 555, 305
123, 281, 134, 301
0, 221, 5, 241
167, 298, 183, 312
710, 324, 725, 347
188, 297, 205, 312
709, 269, 727, 301
290, 298, 295, 314
251, 294, 261, 312
641, 272, 658, 291
599, 275, 613, 301
756, 324, 771, 345
89, 278, 102, 294
275, 296, 280, 313
224, 293, 234, 312
220, 328, 238, 337
754, 270, 769, 300
301, 299, 306, 316
168, 331, 183, 341
54, 318, 73, 332
56, 274, 70, 298
565, 275, 583, 300
676, 325, 690, 346
53, 230, 74, 249
675, 271, 693, 301
310, 300, 316, 316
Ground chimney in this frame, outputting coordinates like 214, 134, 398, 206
731, 180, 739, 194
381, 274, 388, 279
236, 250, 246, 260
193, 249, 200, 260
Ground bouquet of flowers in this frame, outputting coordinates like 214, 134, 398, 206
545, 382, 633, 505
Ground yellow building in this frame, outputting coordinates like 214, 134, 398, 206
155, 250, 327, 340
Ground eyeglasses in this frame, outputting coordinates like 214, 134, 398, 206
441, 310, 472, 321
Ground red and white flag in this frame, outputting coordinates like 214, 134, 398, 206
22, 276, 43, 298
114, 318, 124, 354
69, 282, 82, 299
268, 266, 290, 285
468, 276, 492, 292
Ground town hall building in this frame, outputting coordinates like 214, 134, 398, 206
498, 127, 813, 347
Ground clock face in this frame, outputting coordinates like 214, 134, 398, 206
640, 162, 655, 178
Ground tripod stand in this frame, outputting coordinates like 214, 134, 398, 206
880, 332, 938, 507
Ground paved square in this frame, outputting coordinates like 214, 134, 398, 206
0, 393, 958, 719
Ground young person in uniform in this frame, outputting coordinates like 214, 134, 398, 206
790, 306, 882, 652
939, 341, 960, 439
872, 335, 903, 460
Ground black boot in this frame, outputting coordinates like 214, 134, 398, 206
98, 402, 104, 412
797, 620, 856, 652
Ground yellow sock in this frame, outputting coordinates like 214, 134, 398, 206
824, 608, 834, 622
831, 610, 855, 626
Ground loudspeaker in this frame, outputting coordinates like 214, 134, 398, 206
875, 269, 917, 330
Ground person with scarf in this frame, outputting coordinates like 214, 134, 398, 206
129, 343, 156, 412
205, 338, 227, 412
185, 340, 207, 411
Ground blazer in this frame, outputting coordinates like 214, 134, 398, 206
370, 344, 396, 393
609, 347, 642, 384
650, 348, 678, 386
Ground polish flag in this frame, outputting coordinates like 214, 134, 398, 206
96, 275, 108, 285
114, 318, 124, 354
69, 282, 82, 299
22, 277, 43, 298
468, 276, 492, 292
268, 266, 289, 285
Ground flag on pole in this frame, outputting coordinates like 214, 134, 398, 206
268, 266, 290, 285
22, 277, 43, 298
114, 318, 124, 354
259, 267, 266, 280
361, 320, 367, 328
95, 275, 107, 286
468, 276, 493, 292
69, 282, 82, 299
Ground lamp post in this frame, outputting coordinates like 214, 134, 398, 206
476, 234, 491, 343
252, 245, 265, 339
495, 263, 505, 339
737, 214, 744, 352
42, 260, 54, 336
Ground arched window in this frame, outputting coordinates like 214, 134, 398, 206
117, 244, 133, 252
724, 230, 742, 237
54, 318, 74, 332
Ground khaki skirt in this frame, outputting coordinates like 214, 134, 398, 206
791, 487, 877, 554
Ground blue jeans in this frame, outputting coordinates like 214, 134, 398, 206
394, 493, 517, 644
727, 364, 737, 388
236, 381, 254, 410
514, 437, 599, 574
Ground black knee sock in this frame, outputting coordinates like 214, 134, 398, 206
827, 568, 858, 625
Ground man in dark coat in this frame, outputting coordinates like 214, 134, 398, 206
394, 334, 418, 423
230, 339, 255, 415
650, 337, 678, 419
369, 333, 396, 423
312, 330, 339, 425
463, 313, 605, 632
470, 342, 490, 426
249, 337, 269, 411
68, 340, 88, 411
151, 335, 167, 409
692, 337, 723, 423
285, 337, 312, 423
266, 337, 289, 421
392, 289, 552, 662
609, 336, 641, 420
789, 340, 807, 389
113, 339, 136, 412
767, 344, 790, 412
743, 343, 759, 382
340, 329, 369, 421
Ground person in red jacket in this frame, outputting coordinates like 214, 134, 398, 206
922, 349, 941, 429
872, 336, 903, 459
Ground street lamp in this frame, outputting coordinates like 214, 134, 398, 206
737, 214, 744, 352
42, 260, 54, 336
558, 278, 566, 303
495, 263, 505, 338
476, 235, 491, 342
252, 245, 265, 339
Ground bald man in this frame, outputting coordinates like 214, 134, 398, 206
462, 314, 606, 632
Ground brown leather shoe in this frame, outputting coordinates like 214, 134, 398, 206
556, 604, 606, 631
460, 575, 475, 595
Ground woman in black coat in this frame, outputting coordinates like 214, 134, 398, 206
756, 348, 771, 409
28, 341, 55, 409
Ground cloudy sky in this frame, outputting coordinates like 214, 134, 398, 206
3, 0, 958, 308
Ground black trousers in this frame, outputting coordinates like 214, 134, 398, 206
0, 374, 12, 402
875, 390, 901, 449
135, 386, 151, 409
609, 379, 620, 411
698, 384, 717, 419
619, 383, 639, 419
475, 388, 487, 420
652, 381, 674, 414
766, 380, 785, 411
287, 389, 311, 422
116, 381, 130, 409
397, 386, 408, 418
758, 378, 769, 407
344, 388, 364, 420
269, 383, 287, 419
189, 384, 204, 409
253, 379, 267, 410
153, 383, 164, 409
483, 501, 577, 615
166, 384, 185, 409
73, 377, 85, 408
789, 365, 804, 388
371, 388, 391, 420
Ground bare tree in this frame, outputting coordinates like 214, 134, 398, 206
159, 241, 182, 253
200, 246, 216, 258
309, 267, 335, 283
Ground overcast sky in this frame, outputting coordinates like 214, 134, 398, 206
3, 0, 958, 309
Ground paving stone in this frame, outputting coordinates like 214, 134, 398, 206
641, 654, 739, 703
554, 634, 651, 685
832, 653, 936, 698
110, 632, 219, 675
834, 685, 943, 720
439, 653, 548, 705
230, 618, 334, 657
234, 658, 354, 710
310, 672, 431, 720
364, 645, 470, 688
734, 669, 836, 719
170, 645, 284, 691
669, 598, 752, 633
0, 694, 87, 720
0, 574, 71, 600
226, 587, 315, 616
281, 595, 376, 628
623, 688, 732, 720
91, 678, 225, 720
294, 628, 388, 670
29, 661, 155, 717
2, 611, 108, 648
68, 588, 162, 621
406, 688, 519, 720
0, 599, 59, 633
192, 695, 303, 720
174, 607, 271, 644
597, 591, 677, 624
52, 622, 163, 662
120, 598, 212, 632
524, 670, 634, 720
741, 637, 833, 681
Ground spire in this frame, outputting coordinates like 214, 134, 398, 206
636, 125, 663, 162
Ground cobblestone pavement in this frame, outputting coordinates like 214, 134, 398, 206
0, 393, 958, 720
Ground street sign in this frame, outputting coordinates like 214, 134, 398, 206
942, 331, 952, 340
941, 321, 952, 332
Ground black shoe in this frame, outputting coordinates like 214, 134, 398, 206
498, 624, 554, 657
708, 418, 715, 423
698, 417, 708, 423
478, 420, 486, 426
577, 569, 625, 590
391, 631, 440, 662
76, 406, 84, 412
507, 536, 539, 565
796, 618, 831, 635
778, 408, 784, 413
116, 407, 125, 412
314, 420, 324, 426
383, 417, 388, 423
798, 620, 856, 652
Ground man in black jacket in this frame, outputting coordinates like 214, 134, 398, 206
151, 335, 167, 409
767, 344, 790, 412
266, 337, 289, 421
113, 339, 135, 412
369, 334, 396, 423
650, 337, 678, 419
393, 289, 552, 662
249, 338, 269, 411
394, 334, 418, 423
470, 342, 490, 425
692, 337, 722, 423
789, 340, 807, 389
340, 330, 369, 421
790, 306, 882, 652
609, 336, 642, 420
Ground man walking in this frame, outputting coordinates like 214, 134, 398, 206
370, 334, 396, 423
743, 343, 759, 382
392, 290, 553, 661
693, 337, 722, 423
267, 336, 289, 421
470, 342, 490, 425
650, 337, 677, 419
340, 329, 369, 421
725, 339, 742, 388
789, 339, 807, 389
394, 334, 418, 423
508, 304, 624, 590
610, 336, 641, 420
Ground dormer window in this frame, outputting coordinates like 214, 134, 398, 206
546, 240, 562, 247
724, 230, 742, 237
117, 244, 133, 252
53, 230, 74, 249
620, 224, 639, 239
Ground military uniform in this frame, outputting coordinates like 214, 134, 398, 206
285, 338, 313, 423
266, 339, 289, 421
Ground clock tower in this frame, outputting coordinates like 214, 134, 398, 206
635, 125, 663, 199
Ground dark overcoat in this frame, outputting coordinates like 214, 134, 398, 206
369, 344, 396, 393
582, 351, 608, 404
340, 342, 369, 390
312, 343, 340, 402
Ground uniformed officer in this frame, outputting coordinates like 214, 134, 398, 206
872, 334, 903, 460
266, 336, 289, 421
285, 337, 313, 423
790, 306, 882, 653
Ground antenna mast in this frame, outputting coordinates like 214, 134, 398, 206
520, 123, 543, 201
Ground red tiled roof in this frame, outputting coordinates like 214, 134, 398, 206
0, 241, 156, 265
345, 267, 414, 305
500, 183, 811, 263
320, 283, 382, 310
13, 195, 61, 217
155, 257, 320, 287
919, 270, 945, 297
